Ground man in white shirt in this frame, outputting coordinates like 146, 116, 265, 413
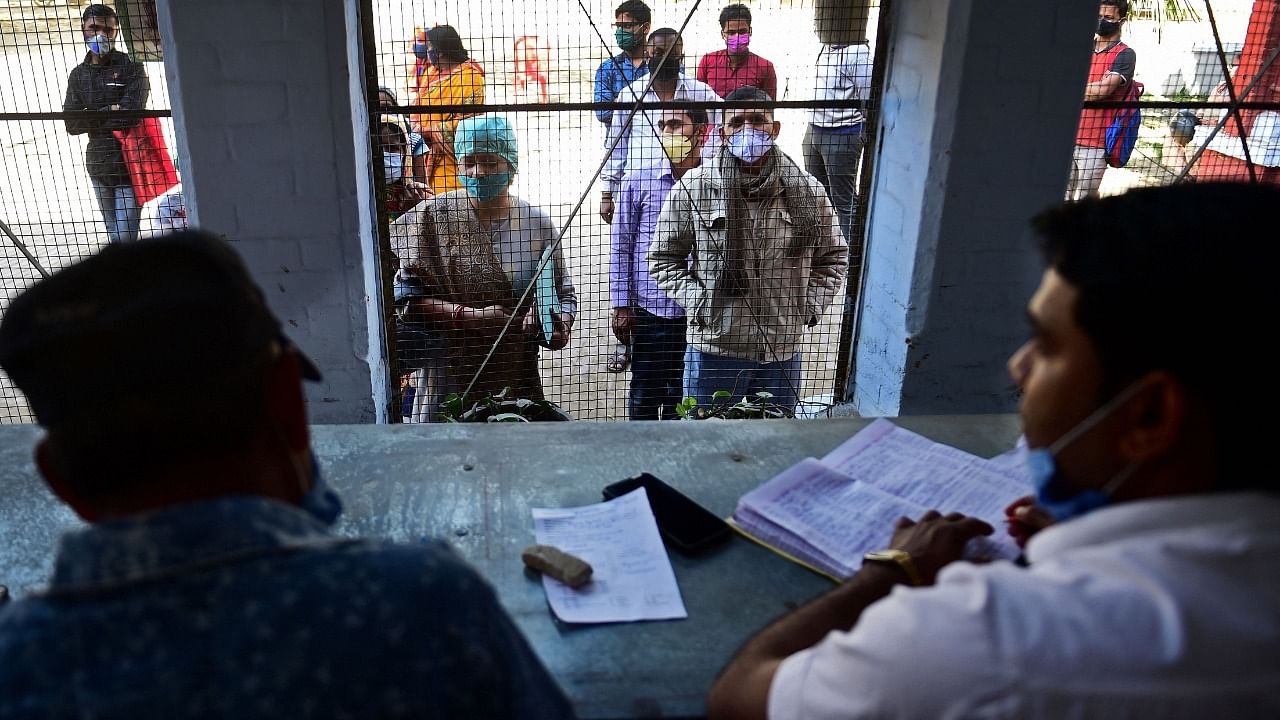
802, 5, 873, 244
708, 182, 1280, 720
599, 27, 720, 224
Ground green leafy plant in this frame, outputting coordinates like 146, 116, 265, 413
673, 391, 796, 420
1130, 0, 1200, 23
441, 388, 572, 422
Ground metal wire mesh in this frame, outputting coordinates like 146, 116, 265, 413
1071, 0, 1280, 197
2, 1, 180, 424
7, 2, 1274, 425
368, 0, 880, 422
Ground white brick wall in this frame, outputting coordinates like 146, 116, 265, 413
852, 0, 1098, 416
158, 0, 387, 423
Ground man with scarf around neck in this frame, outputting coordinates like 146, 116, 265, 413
0, 232, 575, 719
648, 86, 847, 414
706, 183, 1280, 720
1067, 0, 1137, 201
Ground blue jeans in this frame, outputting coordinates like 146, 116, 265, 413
683, 348, 802, 413
802, 124, 865, 244
628, 309, 686, 420
91, 180, 141, 244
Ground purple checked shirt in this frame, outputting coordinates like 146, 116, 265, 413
610, 165, 686, 319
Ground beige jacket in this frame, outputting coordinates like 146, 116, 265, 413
648, 163, 848, 362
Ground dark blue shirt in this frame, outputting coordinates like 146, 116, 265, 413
0, 496, 575, 719
594, 52, 649, 126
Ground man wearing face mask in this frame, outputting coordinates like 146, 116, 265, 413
0, 232, 576, 718
1067, 0, 1137, 201
596, 1, 654, 375
610, 107, 709, 419
62, 4, 150, 244
594, 0, 653, 133
707, 183, 1280, 720
696, 4, 778, 102
649, 86, 846, 414
600, 28, 722, 226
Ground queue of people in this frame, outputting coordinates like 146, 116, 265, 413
372, 5, 870, 422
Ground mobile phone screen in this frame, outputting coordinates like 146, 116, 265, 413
603, 474, 731, 553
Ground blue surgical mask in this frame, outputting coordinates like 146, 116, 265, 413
300, 451, 343, 526
727, 127, 773, 163
1025, 382, 1144, 522
383, 152, 404, 182
413, 42, 430, 60
87, 33, 113, 55
461, 171, 512, 202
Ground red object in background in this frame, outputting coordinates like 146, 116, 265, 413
114, 117, 179, 206
1195, 0, 1280, 184
513, 36, 550, 103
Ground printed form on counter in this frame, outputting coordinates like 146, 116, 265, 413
731, 419, 1030, 581
531, 487, 688, 624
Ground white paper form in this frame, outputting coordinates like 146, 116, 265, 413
821, 419, 1028, 560
531, 488, 688, 624
736, 458, 927, 577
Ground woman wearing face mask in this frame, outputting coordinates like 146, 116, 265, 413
407, 25, 486, 194
376, 117, 431, 220
390, 115, 577, 422
378, 87, 429, 184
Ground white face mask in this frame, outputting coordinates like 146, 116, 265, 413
727, 127, 773, 164
383, 152, 404, 182
87, 32, 114, 55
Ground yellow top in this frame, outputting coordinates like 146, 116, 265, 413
410, 59, 486, 193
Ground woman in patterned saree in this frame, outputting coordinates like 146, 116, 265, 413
391, 115, 577, 422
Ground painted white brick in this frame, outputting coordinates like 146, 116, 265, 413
163, 0, 384, 423
853, 0, 1096, 416
202, 83, 289, 126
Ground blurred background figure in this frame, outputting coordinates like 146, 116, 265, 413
409, 25, 487, 194
379, 86, 429, 184
513, 35, 551, 103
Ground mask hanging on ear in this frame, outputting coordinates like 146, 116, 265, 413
1022, 381, 1145, 522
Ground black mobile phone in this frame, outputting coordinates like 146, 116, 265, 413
603, 473, 732, 554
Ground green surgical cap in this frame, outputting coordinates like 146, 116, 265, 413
454, 115, 518, 172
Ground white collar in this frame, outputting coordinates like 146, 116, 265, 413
1025, 492, 1280, 563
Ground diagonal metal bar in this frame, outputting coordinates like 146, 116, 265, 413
1175, 40, 1280, 183
1204, 0, 1257, 182
458, 0, 706, 405
0, 218, 51, 280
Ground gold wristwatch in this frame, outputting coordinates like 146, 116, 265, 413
863, 549, 922, 586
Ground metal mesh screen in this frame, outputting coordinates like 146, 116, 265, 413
2, 1, 181, 424
1070, 0, 1280, 198
367, 0, 881, 422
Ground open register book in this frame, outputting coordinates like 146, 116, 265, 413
729, 419, 1031, 581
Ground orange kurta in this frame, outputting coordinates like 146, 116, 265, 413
410, 60, 486, 193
